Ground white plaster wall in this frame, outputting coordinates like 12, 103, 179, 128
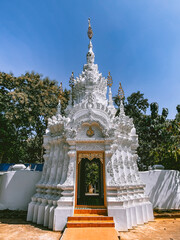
0, 169, 179, 211
0, 171, 42, 210
139, 170, 180, 209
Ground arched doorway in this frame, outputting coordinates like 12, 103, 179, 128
76, 152, 105, 207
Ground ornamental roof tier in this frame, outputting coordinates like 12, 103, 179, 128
67, 27, 109, 113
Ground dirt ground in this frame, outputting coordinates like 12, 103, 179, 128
0, 216, 180, 240
0, 218, 61, 240
119, 218, 180, 240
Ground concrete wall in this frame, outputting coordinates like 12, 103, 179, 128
139, 170, 180, 209
0, 170, 179, 211
0, 171, 41, 210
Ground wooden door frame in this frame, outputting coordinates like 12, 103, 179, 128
75, 151, 107, 208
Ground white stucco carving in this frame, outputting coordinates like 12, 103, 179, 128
27, 22, 154, 231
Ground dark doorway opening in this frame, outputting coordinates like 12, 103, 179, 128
77, 158, 104, 206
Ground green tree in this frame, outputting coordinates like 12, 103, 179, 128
114, 92, 180, 171
85, 161, 99, 186
141, 103, 180, 170
175, 105, 180, 122
156, 106, 180, 170
0, 71, 61, 163
138, 103, 169, 169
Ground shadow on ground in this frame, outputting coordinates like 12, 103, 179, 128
0, 209, 51, 230
0, 210, 61, 240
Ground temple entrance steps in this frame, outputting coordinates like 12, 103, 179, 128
67, 216, 115, 228
67, 208, 115, 228
61, 208, 119, 240
74, 208, 107, 215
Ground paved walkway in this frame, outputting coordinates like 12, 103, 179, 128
61, 227, 119, 240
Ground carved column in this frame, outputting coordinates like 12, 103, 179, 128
44, 139, 55, 185
36, 135, 51, 187
105, 140, 115, 187
61, 146, 76, 188
53, 142, 75, 231
58, 144, 69, 185
47, 137, 62, 187
53, 142, 65, 186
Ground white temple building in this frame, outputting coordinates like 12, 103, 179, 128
27, 19, 154, 231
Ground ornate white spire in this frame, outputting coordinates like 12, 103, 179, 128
69, 72, 75, 88
68, 72, 74, 108
118, 82, 125, 116
119, 100, 125, 115
106, 72, 116, 114
87, 18, 95, 64
66, 18, 108, 112
56, 100, 61, 116
107, 72, 114, 108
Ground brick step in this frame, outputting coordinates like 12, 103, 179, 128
67, 222, 115, 228
74, 208, 107, 215
68, 221, 114, 224
68, 216, 113, 221
67, 213, 115, 228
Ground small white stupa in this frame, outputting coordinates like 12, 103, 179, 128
27, 19, 154, 231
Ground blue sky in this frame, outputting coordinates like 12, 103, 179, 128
0, 0, 180, 119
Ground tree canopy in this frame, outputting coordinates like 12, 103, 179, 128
114, 92, 180, 171
0, 71, 69, 163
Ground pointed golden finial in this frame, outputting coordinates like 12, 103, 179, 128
69, 72, 75, 88
107, 72, 113, 87
118, 82, 125, 100
87, 18, 93, 40
59, 82, 63, 94
58, 82, 63, 100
